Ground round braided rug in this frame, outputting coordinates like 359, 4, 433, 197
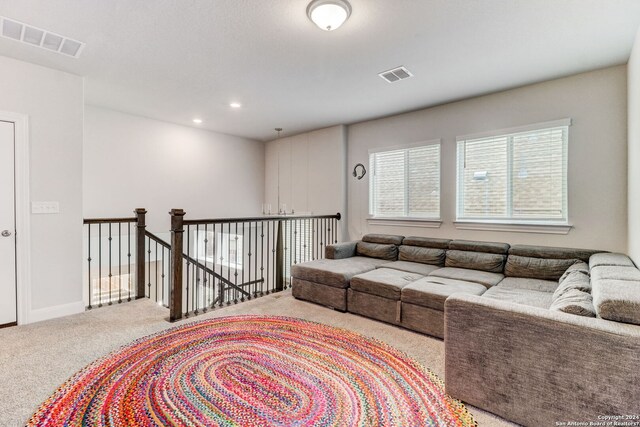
29, 315, 476, 426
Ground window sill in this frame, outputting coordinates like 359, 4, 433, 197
453, 220, 572, 235
367, 217, 442, 228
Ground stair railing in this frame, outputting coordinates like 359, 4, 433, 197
82, 208, 148, 308
168, 209, 342, 322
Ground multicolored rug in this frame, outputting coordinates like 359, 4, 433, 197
28, 315, 476, 426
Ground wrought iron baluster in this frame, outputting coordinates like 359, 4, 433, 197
255, 221, 259, 298
127, 222, 131, 301
203, 223, 209, 311
108, 223, 113, 305
243, 221, 248, 302
227, 223, 231, 305
161, 245, 165, 306
98, 224, 102, 308
87, 224, 92, 309
155, 240, 159, 304
234, 222, 239, 304
186, 225, 191, 317
194, 225, 199, 314
147, 236, 151, 298
118, 223, 122, 304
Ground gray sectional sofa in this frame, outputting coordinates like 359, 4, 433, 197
291, 233, 640, 426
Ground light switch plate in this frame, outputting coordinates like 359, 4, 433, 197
31, 201, 60, 214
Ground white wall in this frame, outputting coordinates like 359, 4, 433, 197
629, 29, 640, 263
265, 126, 347, 236
348, 66, 628, 252
0, 56, 84, 318
84, 106, 265, 232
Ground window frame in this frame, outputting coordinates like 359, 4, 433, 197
455, 119, 571, 226
368, 139, 442, 222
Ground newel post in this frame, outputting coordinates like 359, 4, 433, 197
134, 208, 147, 299
169, 209, 186, 322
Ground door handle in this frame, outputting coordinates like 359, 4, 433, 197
1, 230, 11, 237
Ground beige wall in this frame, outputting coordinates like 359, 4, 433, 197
0, 56, 84, 318
84, 106, 265, 232
347, 66, 628, 251
264, 125, 347, 237
629, 29, 640, 263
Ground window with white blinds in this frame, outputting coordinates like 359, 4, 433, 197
369, 142, 440, 219
456, 120, 569, 223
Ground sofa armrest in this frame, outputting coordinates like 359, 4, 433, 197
325, 241, 358, 259
444, 294, 640, 426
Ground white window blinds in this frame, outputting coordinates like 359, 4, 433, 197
369, 143, 440, 218
456, 121, 569, 223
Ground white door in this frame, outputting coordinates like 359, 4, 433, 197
0, 120, 16, 326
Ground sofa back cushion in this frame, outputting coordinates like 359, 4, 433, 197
362, 234, 404, 245
509, 244, 600, 263
559, 261, 590, 283
553, 271, 591, 299
448, 240, 509, 255
445, 250, 506, 273
398, 245, 446, 266
356, 242, 398, 261
505, 255, 578, 281
550, 288, 596, 317
402, 236, 450, 249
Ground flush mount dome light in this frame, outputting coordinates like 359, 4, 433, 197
307, 0, 352, 31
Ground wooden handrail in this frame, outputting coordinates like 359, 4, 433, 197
83, 217, 137, 224
183, 212, 341, 225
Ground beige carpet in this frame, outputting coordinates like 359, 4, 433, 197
0, 292, 517, 427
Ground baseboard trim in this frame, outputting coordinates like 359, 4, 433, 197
28, 300, 85, 324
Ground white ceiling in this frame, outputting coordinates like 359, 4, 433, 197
1, 0, 640, 141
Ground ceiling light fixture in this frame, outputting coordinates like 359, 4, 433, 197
192, 118, 202, 124
307, 0, 351, 32
230, 102, 242, 108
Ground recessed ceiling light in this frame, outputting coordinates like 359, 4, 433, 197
192, 118, 202, 124
230, 102, 242, 108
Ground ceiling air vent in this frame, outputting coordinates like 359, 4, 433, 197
379, 66, 413, 83
0, 16, 85, 58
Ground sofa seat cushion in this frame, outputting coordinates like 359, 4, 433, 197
350, 268, 423, 299
401, 277, 486, 311
429, 267, 504, 288
398, 245, 446, 266
481, 286, 554, 309
497, 277, 559, 293
445, 250, 506, 273
290, 257, 385, 289
589, 252, 635, 268
504, 255, 578, 281
378, 261, 440, 276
